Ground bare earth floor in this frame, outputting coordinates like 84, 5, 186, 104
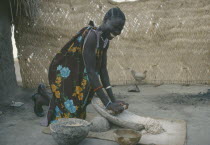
0, 84, 210, 145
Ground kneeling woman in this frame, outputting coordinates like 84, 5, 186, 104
35, 7, 129, 126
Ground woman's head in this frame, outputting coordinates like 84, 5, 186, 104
101, 7, 126, 40
103, 7, 126, 23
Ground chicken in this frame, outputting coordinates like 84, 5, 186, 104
131, 70, 147, 83
128, 68, 147, 92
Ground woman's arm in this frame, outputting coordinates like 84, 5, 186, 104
83, 30, 124, 114
100, 42, 116, 102
100, 41, 129, 109
83, 30, 109, 105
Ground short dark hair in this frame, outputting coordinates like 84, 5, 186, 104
103, 7, 126, 23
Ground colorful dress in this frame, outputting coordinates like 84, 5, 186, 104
47, 26, 109, 124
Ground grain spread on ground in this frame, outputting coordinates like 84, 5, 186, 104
136, 117, 165, 134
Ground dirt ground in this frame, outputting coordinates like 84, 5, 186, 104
0, 84, 210, 145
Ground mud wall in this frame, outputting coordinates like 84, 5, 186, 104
15, 0, 210, 88
0, 1, 17, 98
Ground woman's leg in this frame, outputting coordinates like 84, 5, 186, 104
37, 84, 51, 105
32, 84, 51, 117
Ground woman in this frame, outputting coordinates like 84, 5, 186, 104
34, 7, 129, 126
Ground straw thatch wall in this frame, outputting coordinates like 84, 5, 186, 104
15, 0, 210, 88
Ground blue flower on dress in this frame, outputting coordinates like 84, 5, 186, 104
64, 99, 76, 113
51, 120, 58, 124
60, 67, 71, 78
57, 65, 62, 71
77, 36, 82, 42
84, 68, 89, 81
55, 106, 63, 117
95, 72, 100, 77
84, 68, 87, 74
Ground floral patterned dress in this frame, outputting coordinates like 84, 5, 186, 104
47, 26, 108, 124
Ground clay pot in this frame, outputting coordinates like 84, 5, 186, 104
113, 129, 142, 145
50, 118, 91, 145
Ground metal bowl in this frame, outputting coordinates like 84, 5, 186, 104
50, 118, 91, 145
113, 129, 142, 145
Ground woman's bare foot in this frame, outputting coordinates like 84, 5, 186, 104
40, 115, 49, 127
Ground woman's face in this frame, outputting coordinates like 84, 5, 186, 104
103, 17, 125, 40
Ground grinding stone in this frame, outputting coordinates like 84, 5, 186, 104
90, 116, 110, 132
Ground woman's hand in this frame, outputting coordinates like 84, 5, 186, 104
114, 100, 129, 109
106, 102, 125, 114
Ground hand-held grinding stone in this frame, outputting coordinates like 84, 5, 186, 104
50, 118, 91, 145
90, 116, 110, 132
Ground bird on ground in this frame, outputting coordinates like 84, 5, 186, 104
128, 68, 147, 92
131, 70, 147, 83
